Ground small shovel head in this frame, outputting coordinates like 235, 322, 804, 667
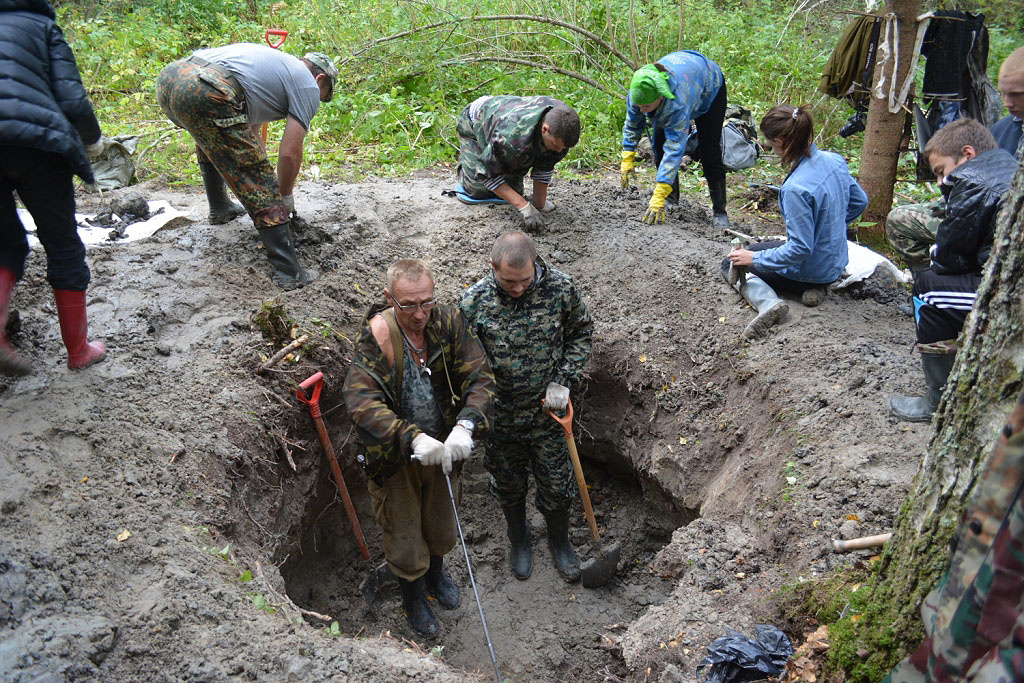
580, 541, 621, 588
359, 562, 396, 610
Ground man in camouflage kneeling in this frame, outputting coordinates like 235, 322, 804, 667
460, 232, 593, 583
455, 96, 580, 231
155, 43, 335, 289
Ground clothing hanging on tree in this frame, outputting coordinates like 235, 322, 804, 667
921, 10, 985, 99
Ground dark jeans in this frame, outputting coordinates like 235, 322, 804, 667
0, 146, 89, 290
719, 240, 823, 295
653, 80, 728, 187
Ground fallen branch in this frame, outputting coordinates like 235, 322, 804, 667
441, 56, 614, 95
832, 532, 892, 553
272, 432, 297, 472
258, 335, 308, 375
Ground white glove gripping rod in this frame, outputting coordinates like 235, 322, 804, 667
445, 474, 501, 682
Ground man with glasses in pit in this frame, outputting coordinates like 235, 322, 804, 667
460, 232, 593, 584
343, 258, 494, 638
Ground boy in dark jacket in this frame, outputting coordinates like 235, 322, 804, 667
889, 118, 1017, 423
0, 0, 106, 375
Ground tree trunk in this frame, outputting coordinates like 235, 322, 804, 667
842, 159, 1024, 679
857, 0, 922, 239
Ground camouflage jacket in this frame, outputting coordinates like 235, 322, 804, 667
342, 302, 495, 483
456, 95, 570, 190
885, 391, 1024, 682
459, 256, 593, 433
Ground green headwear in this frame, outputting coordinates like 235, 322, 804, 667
629, 64, 675, 106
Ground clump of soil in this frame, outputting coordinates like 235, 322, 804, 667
0, 169, 926, 681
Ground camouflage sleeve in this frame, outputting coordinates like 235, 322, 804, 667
555, 280, 593, 390
448, 309, 496, 437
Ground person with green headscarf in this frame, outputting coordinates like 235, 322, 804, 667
620, 50, 729, 226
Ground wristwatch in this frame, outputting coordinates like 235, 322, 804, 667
456, 418, 475, 434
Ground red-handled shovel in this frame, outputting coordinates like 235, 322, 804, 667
296, 372, 370, 561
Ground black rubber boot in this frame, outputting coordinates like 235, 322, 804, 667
199, 162, 245, 225
708, 177, 729, 228
889, 353, 956, 423
666, 175, 681, 206
256, 223, 318, 290
397, 576, 439, 637
502, 502, 532, 580
424, 555, 459, 610
544, 510, 580, 583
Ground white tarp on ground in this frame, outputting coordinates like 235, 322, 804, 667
18, 201, 190, 249
834, 240, 909, 288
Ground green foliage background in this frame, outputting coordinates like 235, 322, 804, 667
56, 0, 1019, 191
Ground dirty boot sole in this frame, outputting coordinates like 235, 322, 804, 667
741, 302, 789, 340
888, 395, 934, 423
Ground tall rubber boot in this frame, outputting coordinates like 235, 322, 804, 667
544, 510, 580, 583
708, 177, 729, 228
0, 268, 31, 376
397, 576, 439, 637
738, 276, 788, 341
53, 289, 106, 369
666, 175, 681, 206
199, 162, 245, 225
888, 353, 956, 423
257, 223, 318, 290
501, 502, 533, 580
424, 555, 459, 610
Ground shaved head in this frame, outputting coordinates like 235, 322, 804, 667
490, 231, 537, 270
1000, 46, 1024, 79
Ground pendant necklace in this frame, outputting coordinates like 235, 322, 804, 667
400, 329, 431, 375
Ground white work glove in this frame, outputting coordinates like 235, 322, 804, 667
84, 138, 105, 161
445, 425, 474, 465
545, 381, 570, 412
411, 433, 446, 468
282, 194, 295, 216
539, 199, 557, 214
519, 203, 545, 230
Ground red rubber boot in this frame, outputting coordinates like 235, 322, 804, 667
1, 268, 31, 376
53, 289, 106, 369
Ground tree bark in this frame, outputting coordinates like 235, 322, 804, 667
857, 0, 922, 239
843, 158, 1024, 678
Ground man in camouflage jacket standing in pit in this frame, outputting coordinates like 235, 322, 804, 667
343, 258, 494, 638
456, 95, 580, 231
884, 389, 1024, 682
460, 232, 593, 583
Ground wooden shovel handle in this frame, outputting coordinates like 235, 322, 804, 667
547, 399, 600, 542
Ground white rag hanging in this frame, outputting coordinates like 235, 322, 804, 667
873, 12, 931, 113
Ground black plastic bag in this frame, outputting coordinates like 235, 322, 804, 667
696, 624, 793, 683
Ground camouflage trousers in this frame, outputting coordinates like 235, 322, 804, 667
155, 58, 288, 229
455, 107, 524, 198
885, 200, 944, 267
485, 419, 575, 514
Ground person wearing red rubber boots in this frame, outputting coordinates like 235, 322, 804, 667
1, 0, 106, 375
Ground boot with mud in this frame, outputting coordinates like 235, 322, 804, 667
257, 223, 318, 290
801, 287, 826, 307
0, 268, 31, 376
544, 510, 580, 583
397, 576, 439, 637
888, 352, 956, 423
54, 289, 106, 369
199, 162, 245, 225
738, 276, 788, 341
424, 554, 459, 610
708, 177, 729, 228
501, 502, 532, 580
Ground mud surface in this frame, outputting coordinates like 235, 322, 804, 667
1, 170, 928, 681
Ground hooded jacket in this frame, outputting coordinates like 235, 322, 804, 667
931, 148, 1017, 276
0, 0, 100, 182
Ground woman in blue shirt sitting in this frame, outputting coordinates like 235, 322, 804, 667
724, 104, 868, 340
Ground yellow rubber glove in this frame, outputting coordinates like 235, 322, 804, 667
620, 150, 636, 189
642, 182, 673, 224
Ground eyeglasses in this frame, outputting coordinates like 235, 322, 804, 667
389, 291, 436, 312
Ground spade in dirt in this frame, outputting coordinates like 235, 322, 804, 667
548, 399, 621, 588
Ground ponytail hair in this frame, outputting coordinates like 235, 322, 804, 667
760, 104, 814, 167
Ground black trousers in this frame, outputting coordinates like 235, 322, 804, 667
0, 146, 89, 290
912, 267, 980, 344
653, 80, 728, 187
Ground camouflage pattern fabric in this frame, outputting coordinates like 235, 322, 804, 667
460, 256, 593, 512
155, 58, 288, 228
455, 95, 570, 198
885, 391, 1024, 682
343, 301, 495, 485
885, 199, 944, 267
485, 422, 574, 513
916, 340, 958, 355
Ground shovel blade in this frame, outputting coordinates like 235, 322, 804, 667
580, 541, 621, 588
359, 562, 396, 609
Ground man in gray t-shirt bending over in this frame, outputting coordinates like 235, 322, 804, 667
156, 43, 336, 289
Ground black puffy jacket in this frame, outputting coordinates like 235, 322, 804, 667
931, 148, 1018, 275
0, 0, 100, 182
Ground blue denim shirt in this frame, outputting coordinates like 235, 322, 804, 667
753, 145, 868, 284
621, 50, 723, 185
